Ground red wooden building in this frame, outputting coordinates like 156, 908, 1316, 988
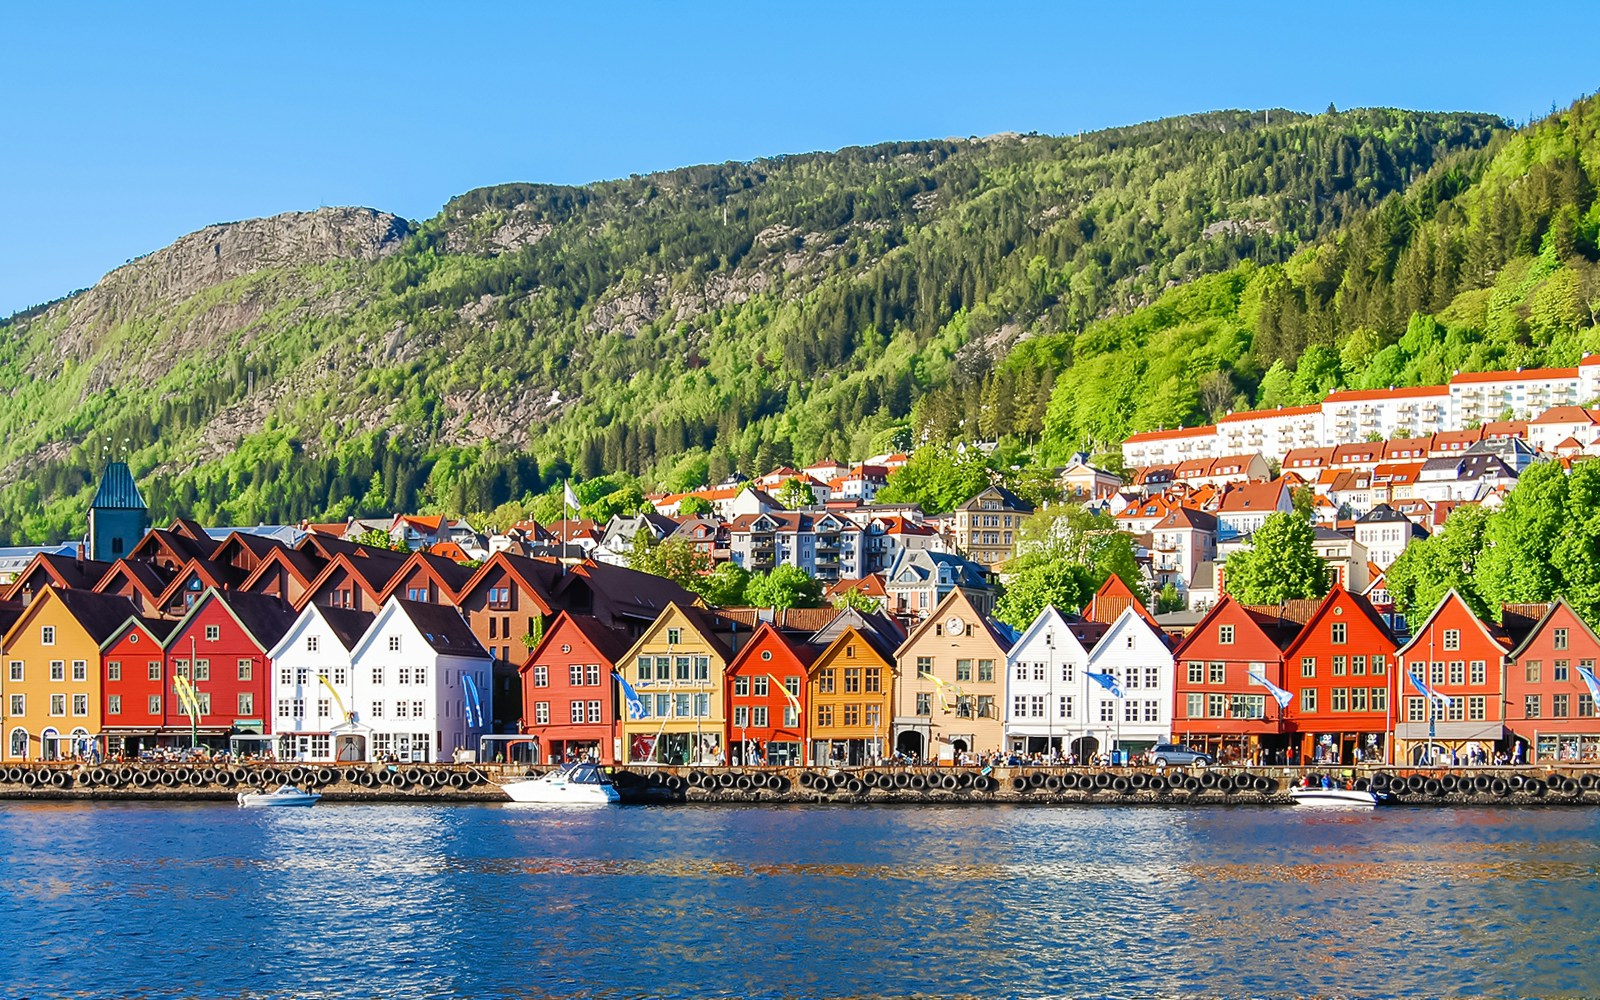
518, 612, 631, 765
1170, 595, 1314, 764
1278, 585, 1400, 765
723, 621, 813, 766
1505, 599, 1600, 763
161, 589, 300, 750
1392, 590, 1535, 764
100, 617, 178, 756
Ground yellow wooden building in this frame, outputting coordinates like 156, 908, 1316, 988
807, 622, 898, 766
892, 589, 1019, 761
617, 603, 735, 765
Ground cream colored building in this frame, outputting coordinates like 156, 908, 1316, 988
891, 590, 1018, 761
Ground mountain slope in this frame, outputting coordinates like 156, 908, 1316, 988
0, 108, 1505, 541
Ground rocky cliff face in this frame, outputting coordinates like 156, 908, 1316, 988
42, 207, 412, 367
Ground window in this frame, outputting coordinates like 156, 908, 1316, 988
734, 706, 749, 728
1219, 625, 1234, 645
1371, 687, 1386, 712
205, 625, 221, 642
863, 669, 880, 694
978, 660, 994, 682
1430, 661, 1445, 686
1331, 688, 1348, 712
586, 664, 600, 686
1407, 697, 1425, 722
534, 702, 550, 725
1144, 701, 1160, 723
371, 700, 384, 719
1012, 695, 1027, 719
1467, 696, 1485, 721
843, 668, 861, 694
389, 635, 402, 653
675, 656, 691, 682
667, 628, 681, 645
316, 699, 331, 718
1525, 695, 1541, 719
955, 659, 972, 682
750, 705, 767, 727
571, 701, 586, 724
1208, 662, 1225, 685
1302, 689, 1318, 713
673, 693, 692, 718
1332, 656, 1346, 677
753, 675, 768, 697
734, 676, 750, 697
238, 693, 254, 716
1188, 662, 1204, 684
50, 661, 64, 682
1062, 662, 1075, 683
7, 661, 19, 682
1331, 622, 1347, 644
1124, 701, 1140, 723
1230, 695, 1266, 719
152, 695, 165, 715
306, 635, 320, 653
192, 660, 209, 682
238, 659, 253, 681
1371, 654, 1386, 676
569, 664, 584, 686
915, 693, 931, 716
1301, 657, 1318, 678
1554, 660, 1569, 682
292, 698, 305, 718
1206, 694, 1225, 718
636, 656, 652, 682
1443, 629, 1460, 651
8, 694, 22, 716
1553, 694, 1570, 718
41, 626, 55, 646
817, 704, 834, 727
1581, 695, 1596, 718
977, 695, 995, 719
1554, 628, 1569, 651
50, 694, 66, 716
1185, 693, 1204, 718
398, 666, 412, 685
414, 667, 426, 686
1350, 688, 1368, 712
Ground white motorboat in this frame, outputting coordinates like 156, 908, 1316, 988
1289, 785, 1381, 807
499, 762, 620, 805
237, 783, 322, 808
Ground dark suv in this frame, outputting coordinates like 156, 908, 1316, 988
1150, 744, 1212, 767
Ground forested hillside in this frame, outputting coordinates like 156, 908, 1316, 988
923, 94, 1600, 465
0, 106, 1511, 541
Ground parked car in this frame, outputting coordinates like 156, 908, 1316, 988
1150, 743, 1212, 767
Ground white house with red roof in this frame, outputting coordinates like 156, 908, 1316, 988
1322, 386, 1449, 444
1216, 405, 1323, 462
1121, 425, 1218, 469
1526, 406, 1600, 454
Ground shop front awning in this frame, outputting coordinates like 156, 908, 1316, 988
1396, 722, 1504, 742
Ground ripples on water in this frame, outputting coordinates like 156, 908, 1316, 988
3, 801, 1597, 999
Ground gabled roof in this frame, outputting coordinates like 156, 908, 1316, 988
1217, 480, 1288, 514
1393, 589, 1512, 659
957, 484, 1034, 513
1280, 584, 1400, 662
375, 550, 477, 605
92, 558, 174, 604
2, 552, 116, 601
3, 586, 141, 648
268, 604, 376, 659
1152, 507, 1218, 532
152, 557, 237, 611
377, 599, 489, 657
239, 545, 325, 593
725, 620, 822, 676
168, 587, 301, 653
128, 527, 213, 568
1171, 594, 1307, 660
1011, 604, 1106, 659
715, 607, 843, 633
894, 588, 1015, 659
521, 611, 634, 673
823, 574, 889, 602
1504, 598, 1600, 661
104, 614, 179, 651
1082, 573, 1157, 627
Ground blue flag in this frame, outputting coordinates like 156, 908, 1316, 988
1408, 671, 1452, 708
1577, 664, 1600, 705
1085, 671, 1124, 699
1248, 670, 1295, 710
613, 670, 647, 720
462, 673, 486, 728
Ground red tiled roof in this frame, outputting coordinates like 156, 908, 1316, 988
1218, 405, 1320, 423
1450, 367, 1579, 385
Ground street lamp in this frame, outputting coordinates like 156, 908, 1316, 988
1045, 630, 1054, 761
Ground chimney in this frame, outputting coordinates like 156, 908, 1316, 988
76, 543, 85, 570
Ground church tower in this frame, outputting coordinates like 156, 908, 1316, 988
88, 461, 148, 562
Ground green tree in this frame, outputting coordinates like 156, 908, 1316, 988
993, 557, 1095, 630
1383, 503, 1493, 622
354, 527, 406, 551
699, 561, 751, 607
1014, 503, 1146, 601
1478, 460, 1568, 608
678, 495, 714, 517
745, 564, 825, 610
1220, 510, 1329, 604
775, 477, 817, 509
875, 443, 991, 514
830, 584, 883, 613
1154, 582, 1186, 614
626, 533, 711, 591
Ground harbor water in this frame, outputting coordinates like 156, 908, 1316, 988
4, 801, 1597, 998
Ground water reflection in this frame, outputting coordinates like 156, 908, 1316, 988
3, 802, 1598, 998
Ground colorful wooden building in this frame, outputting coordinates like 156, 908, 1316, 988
1278, 585, 1400, 765
891, 589, 1018, 761
806, 611, 901, 766
519, 612, 631, 765
617, 604, 734, 765
724, 621, 813, 766
1170, 595, 1313, 764
99, 616, 177, 755
1392, 590, 1527, 764
1504, 599, 1600, 763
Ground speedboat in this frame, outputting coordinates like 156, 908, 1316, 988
499, 762, 620, 805
237, 783, 322, 808
1289, 785, 1381, 807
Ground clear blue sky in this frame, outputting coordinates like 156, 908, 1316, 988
3, 1, 1598, 316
